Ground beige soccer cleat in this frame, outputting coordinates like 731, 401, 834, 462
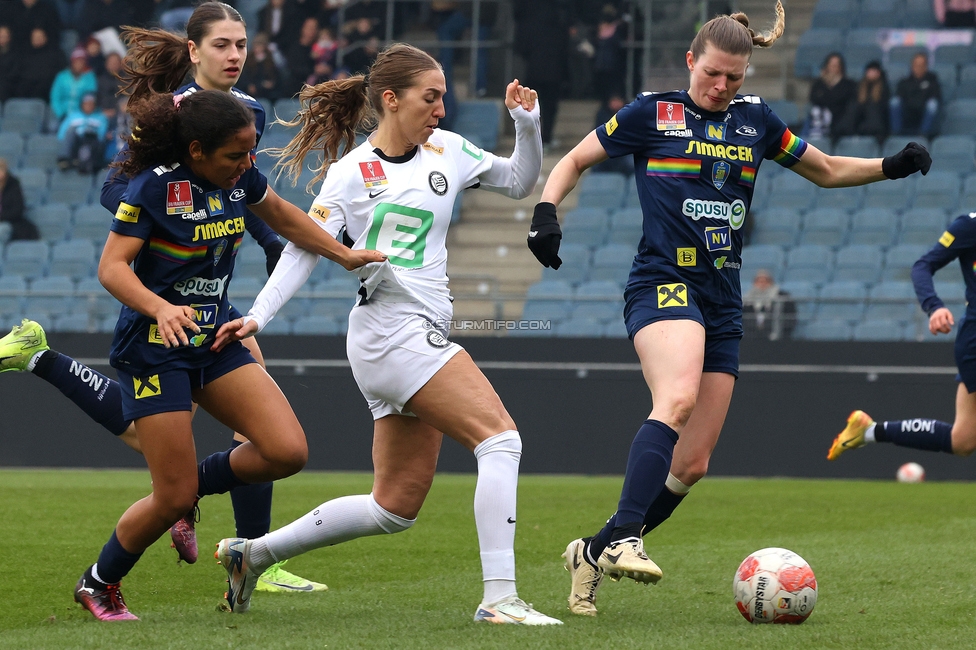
827, 410, 874, 461
562, 538, 603, 616
597, 537, 663, 584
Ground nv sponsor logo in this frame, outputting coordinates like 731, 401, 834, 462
69, 360, 103, 392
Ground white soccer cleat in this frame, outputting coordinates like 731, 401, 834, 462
473, 595, 563, 625
563, 538, 603, 616
597, 536, 663, 584
215, 537, 261, 613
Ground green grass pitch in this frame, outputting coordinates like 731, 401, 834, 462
2, 469, 976, 649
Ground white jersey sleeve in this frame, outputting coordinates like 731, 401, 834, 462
475, 103, 543, 199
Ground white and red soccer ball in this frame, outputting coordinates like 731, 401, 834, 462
733, 547, 817, 624
897, 462, 925, 483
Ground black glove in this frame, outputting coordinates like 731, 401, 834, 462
265, 239, 285, 277
527, 202, 562, 269
882, 142, 931, 179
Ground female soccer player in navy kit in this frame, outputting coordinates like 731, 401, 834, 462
210, 43, 561, 625
828, 218, 976, 461
0, 2, 324, 592
72, 89, 383, 620
528, 1, 931, 616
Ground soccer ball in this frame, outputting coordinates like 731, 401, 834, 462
897, 462, 925, 483
733, 547, 817, 624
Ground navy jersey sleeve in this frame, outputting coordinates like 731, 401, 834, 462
912, 216, 976, 315
109, 174, 158, 241
595, 94, 653, 159
242, 166, 269, 205
100, 149, 129, 212
760, 101, 808, 168
245, 212, 281, 249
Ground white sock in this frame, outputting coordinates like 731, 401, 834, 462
473, 430, 521, 604
90, 563, 107, 585
248, 493, 414, 573
864, 422, 877, 443
26, 350, 45, 371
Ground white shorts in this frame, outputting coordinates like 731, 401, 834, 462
346, 300, 462, 419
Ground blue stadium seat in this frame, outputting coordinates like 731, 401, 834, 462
848, 208, 899, 246
899, 207, 950, 244
23, 134, 60, 170
882, 135, 926, 158
17, 167, 49, 206
75, 276, 120, 319
603, 318, 628, 338
957, 64, 976, 99
935, 44, 974, 67
960, 172, 976, 209
941, 99, 976, 135
750, 209, 800, 247
844, 44, 886, 74
27, 202, 72, 241
833, 245, 884, 283
234, 245, 269, 279
310, 276, 358, 318
590, 243, 635, 283
453, 100, 501, 151
0, 274, 27, 318
884, 243, 930, 280
51, 310, 96, 333
49, 239, 96, 280
260, 316, 293, 334
865, 281, 920, 323
292, 315, 342, 335
1, 98, 46, 134
811, 0, 857, 29
834, 136, 881, 158
606, 208, 643, 246
795, 29, 844, 78
226, 276, 263, 313
271, 97, 301, 123
521, 300, 571, 325
260, 119, 297, 150
577, 172, 627, 209
930, 135, 976, 175
796, 318, 854, 340
912, 171, 959, 211
541, 243, 592, 286
799, 208, 849, 247
741, 244, 786, 283
0, 132, 24, 162
3, 240, 49, 280
782, 244, 834, 285
48, 170, 93, 206
766, 173, 817, 210
904, 0, 940, 27
524, 280, 574, 324
814, 185, 864, 212
853, 319, 906, 341
556, 318, 605, 337
935, 280, 966, 303
889, 46, 928, 67
767, 101, 800, 127
862, 174, 912, 209
561, 208, 610, 246
26, 275, 75, 316
71, 204, 111, 243
857, 0, 905, 27
571, 280, 623, 323
817, 281, 868, 323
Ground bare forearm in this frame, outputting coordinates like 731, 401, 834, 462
795, 154, 886, 188
540, 155, 586, 207
98, 260, 170, 318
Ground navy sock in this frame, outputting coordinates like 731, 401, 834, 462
587, 420, 679, 555
228, 440, 274, 538
32, 351, 130, 435
642, 488, 686, 534
876, 419, 954, 453
94, 530, 143, 585
197, 448, 247, 497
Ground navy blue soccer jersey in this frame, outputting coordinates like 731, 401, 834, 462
108, 162, 268, 375
912, 212, 976, 320
595, 89, 808, 308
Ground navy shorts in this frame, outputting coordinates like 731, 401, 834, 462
624, 280, 742, 377
117, 341, 256, 421
954, 316, 976, 392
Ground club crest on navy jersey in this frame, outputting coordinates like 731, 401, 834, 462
712, 161, 730, 190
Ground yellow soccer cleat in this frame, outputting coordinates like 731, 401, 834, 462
827, 410, 874, 461
0, 319, 48, 373
255, 560, 328, 593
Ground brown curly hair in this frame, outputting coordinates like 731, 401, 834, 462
116, 89, 254, 177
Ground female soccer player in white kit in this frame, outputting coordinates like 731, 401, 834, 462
211, 43, 561, 625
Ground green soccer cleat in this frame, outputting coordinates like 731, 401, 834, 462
0, 319, 48, 373
255, 560, 328, 593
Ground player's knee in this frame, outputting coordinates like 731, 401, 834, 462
268, 438, 308, 476
367, 493, 416, 534
156, 486, 199, 522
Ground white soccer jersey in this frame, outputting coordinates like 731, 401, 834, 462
246, 102, 542, 330
312, 129, 492, 312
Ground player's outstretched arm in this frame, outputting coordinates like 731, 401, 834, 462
98, 231, 201, 348
477, 79, 542, 199
791, 141, 931, 188
248, 187, 386, 270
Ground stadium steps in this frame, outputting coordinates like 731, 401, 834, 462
738, 0, 818, 103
